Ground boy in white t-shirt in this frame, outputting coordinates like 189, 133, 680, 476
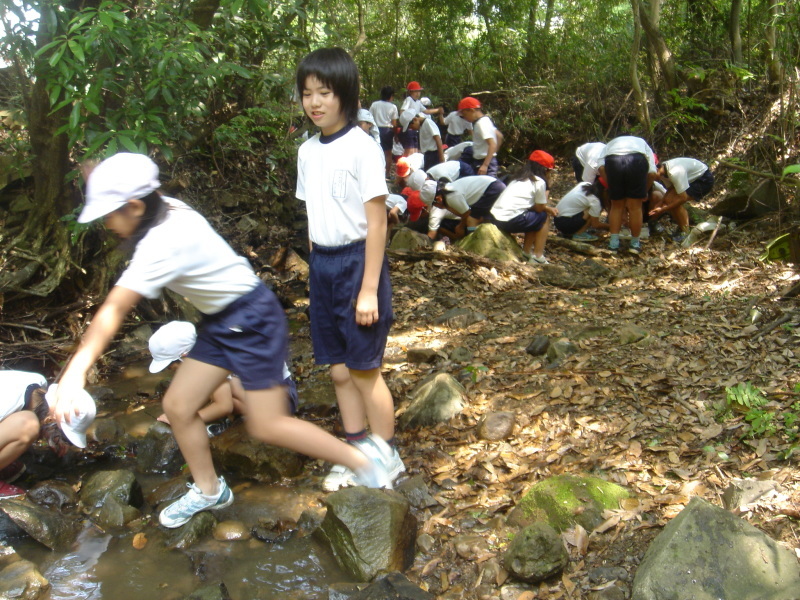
296, 48, 405, 492
457, 96, 504, 177
368, 86, 398, 178
650, 157, 714, 241
443, 110, 473, 147
408, 112, 445, 170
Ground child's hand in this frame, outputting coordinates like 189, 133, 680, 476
355, 292, 379, 326
51, 378, 85, 425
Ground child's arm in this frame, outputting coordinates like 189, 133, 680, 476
55, 286, 142, 421
356, 196, 388, 326
435, 134, 445, 164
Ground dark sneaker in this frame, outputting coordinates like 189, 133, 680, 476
206, 418, 232, 438
0, 480, 25, 498
0, 461, 26, 484
629, 241, 642, 255
159, 476, 233, 528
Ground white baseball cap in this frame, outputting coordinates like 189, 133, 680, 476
357, 108, 375, 125
420, 180, 438, 206
44, 384, 97, 448
79, 153, 161, 223
148, 321, 197, 373
420, 97, 432, 107
399, 108, 417, 132
408, 170, 428, 192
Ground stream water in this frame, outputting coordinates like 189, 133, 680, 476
5, 361, 352, 600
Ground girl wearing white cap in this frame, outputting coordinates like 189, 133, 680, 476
53, 152, 392, 528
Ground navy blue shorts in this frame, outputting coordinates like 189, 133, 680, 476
309, 240, 393, 370
439, 218, 460, 233
686, 169, 714, 201
470, 180, 506, 219
399, 129, 419, 150
445, 133, 463, 147
378, 127, 394, 152
189, 283, 288, 391
492, 209, 548, 234
423, 150, 441, 171
605, 153, 649, 201
554, 212, 588, 237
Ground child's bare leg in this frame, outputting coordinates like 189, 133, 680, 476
243, 386, 370, 472
331, 363, 367, 435
609, 200, 625, 234
670, 204, 690, 230
0, 412, 40, 469
532, 218, 550, 256
625, 198, 644, 238
162, 359, 229, 495
349, 367, 395, 441
196, 382, 235, 423
522, 231, 536, 254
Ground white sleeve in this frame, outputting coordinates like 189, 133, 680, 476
446, 191, 470, 214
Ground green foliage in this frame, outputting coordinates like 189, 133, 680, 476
725, 382, 768, 410
718, 382, 800, 448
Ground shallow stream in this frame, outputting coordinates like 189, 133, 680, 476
5, 361, 352, 600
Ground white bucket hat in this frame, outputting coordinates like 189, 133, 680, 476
44, 384, 97, 448
148, 321, 197, 373
408, 170, 428, 192
79, 153, 161, 223
419, 180, 438, 206
399, 108, 417, 132
420, 97, 432, 107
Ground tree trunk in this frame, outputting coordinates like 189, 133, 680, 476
523, 0, 540, 70
636, 0, 678, 92
351, 0, 368, 56
729, 0, 743, 64
630, 0, 651, 132
543, 0, 555, 34
765, 0, 782, 87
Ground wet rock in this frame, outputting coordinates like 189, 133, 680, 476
398, 373, 467, 430
183, 581, 231, 600
148, 476, 191, 508
93, 497, 141, 529
589, 585, 627, 600
0, 498, 79, 550
0, 552, 50, 600
316, 487, 417, 582
351, 571, 435, 599
28, 479, 78, 509
210, 424, 306, 482
525, 335, 550, 356
416, 533, 435, 553
449, 346, 473, 362
389, 228, 432, 251
80, 470, 143, 512
546, 339, 578, 363
296, 506, 326, 537
212, 520, 251, 542
618, 324, 649, 345
454, 223, 523, 263
433, 307, 487, 329
165, 511, 216, 551
502, 522, 569, 583
0, 511, 27, 540
477, 411, 515, 441
407, 347, 439, 364
507, 475, 629, 532
632, 496, 800, 600
115, 324, 152, 360
328, 582, 366, 600
453, 533, 489, 560
589, 566, 630, 583
721, 477, 780, 510
88, 417, 125, 444
395, 475, 438, 509
136, 422, 184, 474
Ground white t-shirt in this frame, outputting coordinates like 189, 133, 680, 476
419, 118, 441, 153
386, 194, 407, 212
662, 158, 708, 194
575, 142, 606, 182
427, 161, 462, 182
443, 175, 496, 214
116, 198, 259, 315
599, 136, 657, 173
0, 370, 46, 421
555, 183, 603, 219
472, 116, 498, 159
369, 100, 398, 128
444, 141, 473, 161
401, 96, 423, 115
296, 125, 389, 247
428, 205, 460, 232
444, 111, 473, 136
490, 178, 547, 221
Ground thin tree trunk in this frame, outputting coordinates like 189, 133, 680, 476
543, 0, 555, 34
630, 0, 651, 132
352, 0, 368, 56
765, 0, 782, 86
523, 0, 540, 70
636, 0, 678, 92
729, 0, 743, 64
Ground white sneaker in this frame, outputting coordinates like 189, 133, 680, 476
352, 434, 394, 489
528, 254, 549, 265
159, 476, 234, 529
619, 227, 632, 239
322, 463, 357, 492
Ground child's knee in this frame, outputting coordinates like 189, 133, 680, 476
330, 364, 351, 388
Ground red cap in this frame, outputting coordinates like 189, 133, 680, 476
405, 190, 425, 221
406, 81, 423, 91
598, 176, 608, 189
528, 150, 555, 170
457, 96, 481, 111
395, 157, 411, 178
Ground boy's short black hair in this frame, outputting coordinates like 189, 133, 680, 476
380, 85, 394, 101
296, 47, 360, 126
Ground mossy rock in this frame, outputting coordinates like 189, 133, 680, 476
508, 475, 629, 532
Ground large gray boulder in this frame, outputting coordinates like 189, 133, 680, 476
632, 496, 800, 600
503, 522, 569, 583
0, 543, 50, 600
210, 422, 306, 481
0, 499, 79, 551
316, 487, 417, 582
398, 373, 467, 430
389, 228, 433, 251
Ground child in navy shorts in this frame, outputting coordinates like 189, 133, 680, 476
489, 150, 558, 264
650, 157, 714, 241
53, 153, 393, 529
296, 48, 405, 492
